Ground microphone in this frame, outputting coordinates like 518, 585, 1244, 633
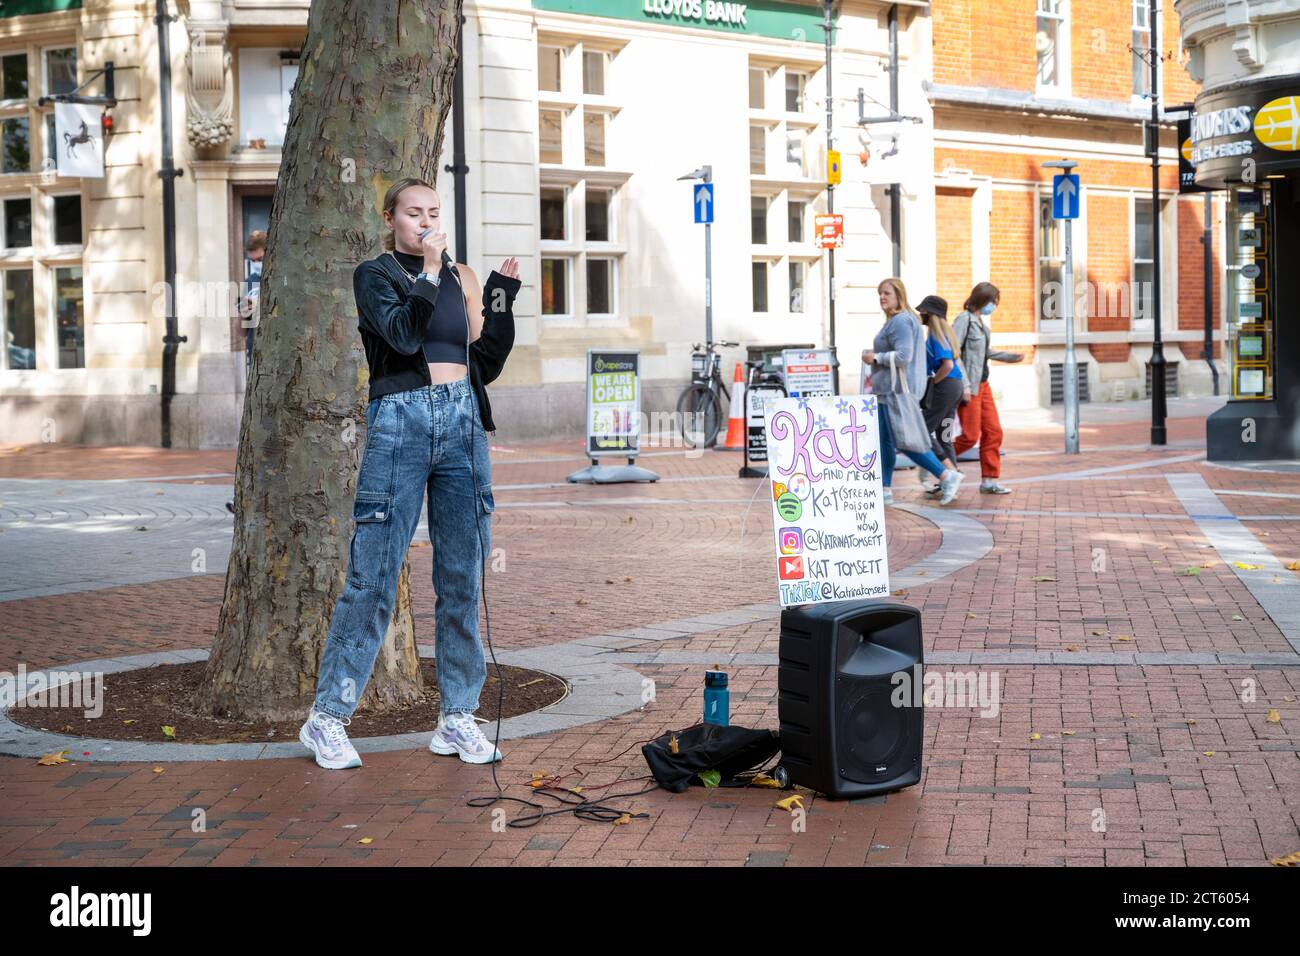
418, 228, 457, 273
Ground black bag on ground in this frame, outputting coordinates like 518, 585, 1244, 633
642, 723, 780, 793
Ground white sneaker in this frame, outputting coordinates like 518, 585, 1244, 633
883, 489, 894, 506
299, 708, 362, 770
429, 712, 502, 764
938, 469, 965, 505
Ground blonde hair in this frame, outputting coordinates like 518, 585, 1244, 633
921, 310, 959, 355
380, 176, 435, 252
877, 277, 913, 318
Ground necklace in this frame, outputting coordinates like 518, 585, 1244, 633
386, 251, 420, 283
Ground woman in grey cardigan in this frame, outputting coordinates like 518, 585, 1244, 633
951, 281, 1025, 494
862, 278, 965, 505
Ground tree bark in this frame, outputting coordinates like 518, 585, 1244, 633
196, 0, 464, 721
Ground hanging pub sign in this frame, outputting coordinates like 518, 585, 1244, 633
54, 103, 104, 178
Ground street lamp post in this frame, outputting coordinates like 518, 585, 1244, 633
1147, 0, 1168, 445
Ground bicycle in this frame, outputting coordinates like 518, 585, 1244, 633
677, 340, 738, 448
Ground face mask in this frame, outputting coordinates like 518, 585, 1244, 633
980, 303, 996, 316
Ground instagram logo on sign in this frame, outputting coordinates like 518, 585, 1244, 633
779, 527, 803, 555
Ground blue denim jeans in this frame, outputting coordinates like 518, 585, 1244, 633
314, 376, 494, 721
878, 400, 946, 487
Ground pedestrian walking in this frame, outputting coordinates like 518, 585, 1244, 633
951, 282, 1025, 495
915, 294, 966, 495
862, 278, 965, 506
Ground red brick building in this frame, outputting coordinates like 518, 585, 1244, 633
927, 0, 1222, 408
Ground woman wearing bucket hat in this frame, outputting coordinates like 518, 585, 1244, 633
914, 295, 967, 496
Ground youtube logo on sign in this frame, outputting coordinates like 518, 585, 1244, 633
778, 555, 805, 580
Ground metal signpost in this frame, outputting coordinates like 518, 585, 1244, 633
678, 165, 714, 346
1044, 160, 1080, 454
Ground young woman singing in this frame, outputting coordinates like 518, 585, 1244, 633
300, 177, 521, 770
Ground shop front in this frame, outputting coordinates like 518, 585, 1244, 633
1192, 77, 1300, 460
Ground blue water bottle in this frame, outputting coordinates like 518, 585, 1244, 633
704, 670, 729, 726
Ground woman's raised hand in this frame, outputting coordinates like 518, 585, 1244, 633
498, 257, 520, 279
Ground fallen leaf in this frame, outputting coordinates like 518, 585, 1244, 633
1181, 566, 1201, 576
1287, 561, 1300, 572
1202, 751, 1216, 757
1232, 614, 1244, 622
568, 787, 584, 795
623, 576, 632, 583
152, 767, 164, 774
358, 837, 373, 845
1029, 733, 1041, 741
613, 813, 632, 825
1090, 629, 1106, 636
1114, 635, 1133, 642
1233, 562, 1262, 570
517, 678, 544, 689
1063, 731, 1075, 736
669, 734, 679, 755
967, 613, 977, 619
1266, 709, 1281, 724
161, 725, 176, 740
1128, 713, 1137, 718
1186, 719, 1197, 726
575, 598, 587, 606
1284, 697, 1295, 703
1066, 645, 1078, 652
1270, 850, 1300, 867
1200, 561, 1217, 569
891, 589, 909, 597
529, 771, 549, 789
123, 720, 136, 725
36, 750, 70, 766
1033, 576, 1056, 582
698, 770, 721, 788
775, 795, 804, 813
750, 773, 782, 788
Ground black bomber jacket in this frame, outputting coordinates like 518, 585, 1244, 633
352, 253, 522, 433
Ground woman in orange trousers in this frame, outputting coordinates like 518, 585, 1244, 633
950, 282, 1025, 494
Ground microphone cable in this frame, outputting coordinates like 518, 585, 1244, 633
446, 257, 506, 796
449, 258, 671, 829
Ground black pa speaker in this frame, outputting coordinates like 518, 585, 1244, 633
776, 600, 923, 798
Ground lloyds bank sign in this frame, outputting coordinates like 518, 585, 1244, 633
532, 0, 836, 42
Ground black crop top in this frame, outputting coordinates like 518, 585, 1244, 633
389, 250, 469, 365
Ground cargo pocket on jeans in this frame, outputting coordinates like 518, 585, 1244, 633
348, 492, 392, 591
476, 485, 495, 558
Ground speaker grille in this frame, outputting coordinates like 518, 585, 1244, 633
837, 678, 910, 783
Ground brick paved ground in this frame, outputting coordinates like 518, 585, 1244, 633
0, 404, 1297, 866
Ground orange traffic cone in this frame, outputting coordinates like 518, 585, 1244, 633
718, 362, 746, 451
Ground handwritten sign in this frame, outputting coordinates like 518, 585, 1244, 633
765, 395, 889, 607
